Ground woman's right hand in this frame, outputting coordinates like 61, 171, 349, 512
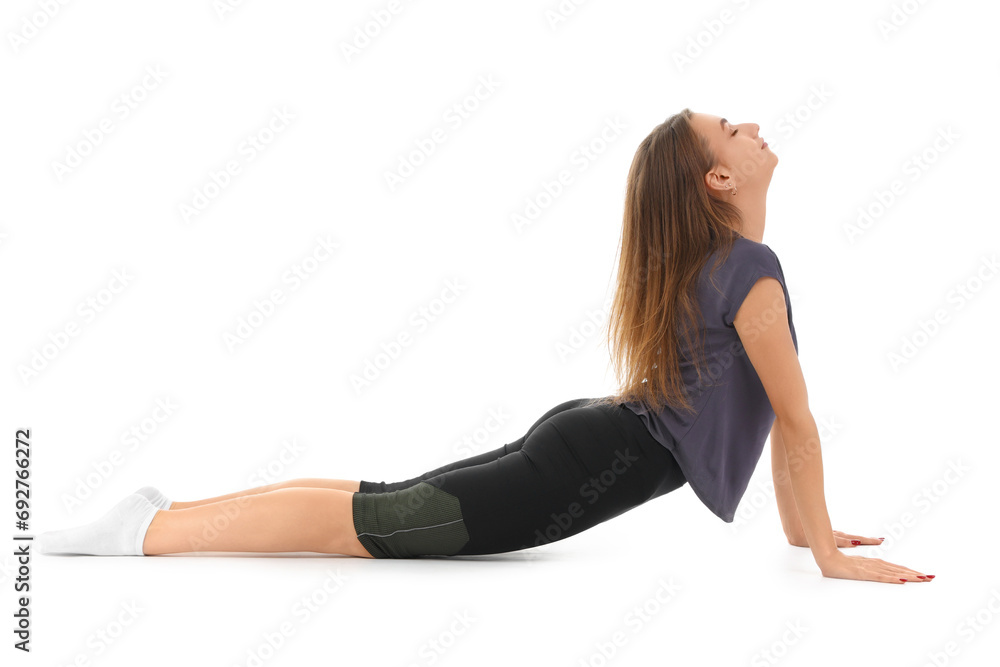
818, 551, 935, 584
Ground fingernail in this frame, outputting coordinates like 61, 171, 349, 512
878, 537, 885, 540
926, 575, 935, 579
851, 540, 861, 545
900, 578, 908, 582
917, 575, 926, 579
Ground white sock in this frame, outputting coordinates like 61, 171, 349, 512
134, 485, 173, 510
37, 494, 159, 556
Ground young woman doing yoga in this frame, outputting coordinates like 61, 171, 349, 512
38, 108, 934, 585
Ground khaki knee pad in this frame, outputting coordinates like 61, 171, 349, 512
352, 482, 470, 558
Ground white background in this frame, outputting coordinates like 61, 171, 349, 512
2, 0, 998, 665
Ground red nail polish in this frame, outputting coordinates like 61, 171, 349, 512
926, 575, 935, 579
900, 578, 907, 582
851, 540, 861, 545
917, 576, 926, 579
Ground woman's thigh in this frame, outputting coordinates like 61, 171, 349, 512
351, 401, 687, 558
358, 397, 596, 493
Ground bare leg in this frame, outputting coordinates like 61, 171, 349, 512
170, 478, 361, 509
142, 487, 373, 558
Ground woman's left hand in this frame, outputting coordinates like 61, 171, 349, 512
788, 530, 885, 548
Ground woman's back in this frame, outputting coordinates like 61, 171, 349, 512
622, 236, 797, 523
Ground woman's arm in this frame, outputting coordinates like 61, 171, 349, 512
769, 419, 808, 546
734, 275, 932, 584
734, 277, 839, 568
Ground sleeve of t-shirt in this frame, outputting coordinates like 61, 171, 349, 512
723, 243, 786, 327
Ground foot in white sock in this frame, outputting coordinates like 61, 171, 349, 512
133, 486, 173, 510
37, 494, 159, 556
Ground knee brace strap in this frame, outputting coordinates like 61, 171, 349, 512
352, 482, 470, 558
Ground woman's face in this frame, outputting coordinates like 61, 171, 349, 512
689, 112, 776, 195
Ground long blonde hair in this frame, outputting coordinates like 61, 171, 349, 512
588, 108, 746, 414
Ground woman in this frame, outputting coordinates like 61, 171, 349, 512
39, 108, 933, 584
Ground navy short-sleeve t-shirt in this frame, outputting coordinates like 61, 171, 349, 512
622, 237, 797, 523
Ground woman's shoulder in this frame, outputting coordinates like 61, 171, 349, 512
733, 235, 777, 258
706, 236, 780, 274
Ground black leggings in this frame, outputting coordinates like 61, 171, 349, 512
352, 397, 688, 558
